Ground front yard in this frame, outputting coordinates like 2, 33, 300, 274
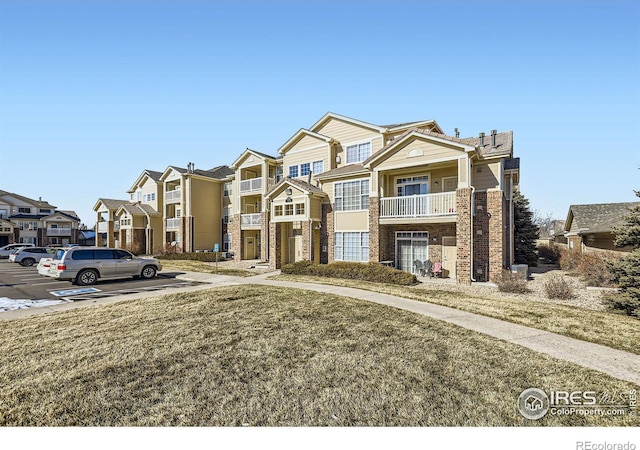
0, 285, 637, 426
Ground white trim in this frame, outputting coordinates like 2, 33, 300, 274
310, 112, 387, 133
393, 173, 431, 196
394, 231, 430, 273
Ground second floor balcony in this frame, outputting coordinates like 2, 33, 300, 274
240, 213, 261, 229
240, 177, 276, 194
379, 192, 456, 221
166, 217, 181, 230
165, 189, 181, 203
47, 228, 72, 236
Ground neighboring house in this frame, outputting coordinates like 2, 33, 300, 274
78, 230, 96, 246
563, 202, 640, 253
91, 112, 520, 284
0, 190, 80, 246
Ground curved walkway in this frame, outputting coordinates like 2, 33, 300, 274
3, 270, 639, 385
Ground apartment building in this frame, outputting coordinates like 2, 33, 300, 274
235, 112, 519, 284
96, 165, 233, 254
0, 190, 80, 246
93, 112, 519, 284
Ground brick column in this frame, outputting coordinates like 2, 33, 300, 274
269, 221, 282, 270
230, 214, 242, 259
368, 197, 380, 262
456, 188, 472, 285
301, 220, 311, 261
321, 203, 333, 264
107, 221, 115, 248
487, 190, 505, 281
260, 211, 269, 261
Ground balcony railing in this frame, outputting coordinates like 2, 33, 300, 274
380, 192, 456, 219
47, 228, 72, 236
239, 177, 276, 194
240, 213, 261, 227
114, 221, 121, 230
97, 222, 108, 233
166, 218, 181, 230
165, 189, 181, 203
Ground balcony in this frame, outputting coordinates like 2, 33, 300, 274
97, 222, 108, 233
165, 189, 181, 203
240, 213, 261, 229
239, 177, 276, 194
380, 192, 456, 220
47, 228, 72, 236
166, 218, 181, 230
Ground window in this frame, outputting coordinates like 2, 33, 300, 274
39, 209, 51, 214
18, 221, 39, 231
335, 232, 369, 262
334, 179, 369, 211
176, 209, 181, 218
137, 191, 142, 202
0, 209, 7, 219
274, 205, 283, 216
295, 203, 305, 215
284, 204, 294, 215
289, 165, 299, 178
18, 207, 30, 214
223, 183, 232, 197
151, 193, 155, 201
346, 142, 371, 163
313, 160, 324, 175
276, 166, 283, 182
300, 163, 310, 176
396, 175, 429, 196
223, 233, 231, 251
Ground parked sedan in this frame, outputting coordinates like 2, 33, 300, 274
45, 247, 162, 285
10, 247, 57, 266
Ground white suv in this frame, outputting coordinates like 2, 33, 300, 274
45, 247, 163, 285
9, 247, 56, 266
0, 243, 35, 259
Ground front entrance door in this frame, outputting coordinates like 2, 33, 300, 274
442, 236, 457, 279
287, 235, 303, 264
244, 237, 257, 259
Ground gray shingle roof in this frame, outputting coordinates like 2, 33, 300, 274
265, 177, 326, 198
314, 164, 367, 180
567, 202, 640, 234
97, 198, 129, 209
0, 189, 56, 208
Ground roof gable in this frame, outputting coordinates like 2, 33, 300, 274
93, 198, 128, 212
310, 112, 387, 134
363, 130, 474, 169
128, 169, 162, 193
231, 148, 277, 169
264, 177, 326, 199
277, 128, 333, 155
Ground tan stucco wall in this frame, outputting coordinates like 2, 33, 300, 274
314, 118, 383, 169
373, 137, 465, 171
472, 161, 501, 191
190, 177, 222, 250
334, 211, 368, 231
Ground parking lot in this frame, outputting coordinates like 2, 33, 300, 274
0, 259, 200, 304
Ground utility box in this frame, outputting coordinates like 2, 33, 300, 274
511, 264, 529, 280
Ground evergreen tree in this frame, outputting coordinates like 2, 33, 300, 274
513, 189, 539, 267
607, 191, 640, 317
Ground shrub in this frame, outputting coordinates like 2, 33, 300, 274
125, 242, 145, 256
156, 252, 226, 262
559, 248, 582, 271
281, 260, 418, 286
537, 243, 561, 264
543, 274, 574, 300
577, 252, 617, 287
493, 270, 530, 294
605, 249, 640, 318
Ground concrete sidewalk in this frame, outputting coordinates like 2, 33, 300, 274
2, 269, 639, 385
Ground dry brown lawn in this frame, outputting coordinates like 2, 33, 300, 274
0, 285, 637, 426
272, 274, 640, 355
160, 260, 255, 276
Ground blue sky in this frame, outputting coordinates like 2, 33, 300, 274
1, 0, 639, 226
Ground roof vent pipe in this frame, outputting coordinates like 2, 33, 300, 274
454, 128, 460, 139
479, 132, 485, 146
491, 130, 497, 147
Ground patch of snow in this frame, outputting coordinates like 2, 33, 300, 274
0, 297, 64, 312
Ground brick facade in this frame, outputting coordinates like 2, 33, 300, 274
378, 222, 456, 265
473, 192, 489, 282
368, 197, 380, 263
487, 190, 505, 281
260, 211, 269, 261
456, 188, 472, 285
301, 219, 311, 261
321, 203, 333, 264
230, 213, 242, 259
268, 221, 282, 270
